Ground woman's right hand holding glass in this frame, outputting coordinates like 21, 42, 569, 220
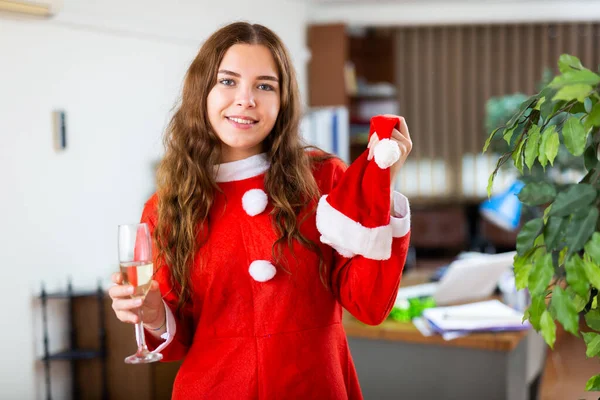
109, 272, 166, 335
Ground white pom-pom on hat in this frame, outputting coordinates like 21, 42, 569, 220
374, 138, 400, 169
248, 260, 277, 282
242, 189, 268, 216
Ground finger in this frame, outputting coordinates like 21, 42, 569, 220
148, 280, 160, 292
398, 117, 411, 140
144, 281, 163, 305
116, 310, 140, 324
112, 297, 144, 313
391, 128, 412, 150
392, 131, 412, 150
367, 132, 379, 149
396, 142, 408, 157
111, 272, 123, 284
368, 134, 379, 160
108, 283, 135, 299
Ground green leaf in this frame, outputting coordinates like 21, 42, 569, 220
545, 129, 560, 166
550, 286, 580, 335
584, 144, 598, 171
534, 234, 545, 248
585, 97, 593, 113
503, 126, 516, 144
586, 103, 600, 129
585, 309, 600, 331
527, 294, 547, 330
528, 253, 554, 295
559, 248, 568, 266
540, 310, 557, 349
540, 97, 557, 121
512, 136, 526, 174
565, 206, 599, 254
516, 218, 544, 256
483, 126, 503, 153
519, 182, 556, 206
553, 84, 593, 103
515, 263, 533, 291
562, 116, 589, 156
507, 97, 538, 128
585, 374, 600, 391
549, 69, 600, 88
543, 204, 553, 224
544, 216, 567, 251
538, 125, 556, 168
582, 259, 600, 290
568, 286, 588, 312
486, 172, 496, 198
548, 184, 597, 217
566, 254, 592, 298
534, 97, 545, 111
583, 332, 600, 358
524, 125, 541, 170
558, 54, 584, 73
585, 232, 600, 265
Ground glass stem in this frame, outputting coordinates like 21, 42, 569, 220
135, 307, 149, 354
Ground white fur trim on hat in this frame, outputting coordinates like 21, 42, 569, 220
242, 189, 268, 216
374, 139, 400, 169
248, 260, 276, 282
316, 195, 393, 260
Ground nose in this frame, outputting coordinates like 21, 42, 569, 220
235, 86, 256, 108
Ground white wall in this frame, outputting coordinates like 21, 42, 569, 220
0, 1, 308, 398
308, 0, 600, 26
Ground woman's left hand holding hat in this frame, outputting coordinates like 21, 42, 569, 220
367, 115, 413, 186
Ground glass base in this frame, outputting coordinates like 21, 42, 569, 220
124, 350, 163, 364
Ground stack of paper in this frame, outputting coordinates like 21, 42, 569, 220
422, 300, 531, 335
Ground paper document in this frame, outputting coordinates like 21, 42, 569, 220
422, 300, 530, 333
396, 282, 438, 302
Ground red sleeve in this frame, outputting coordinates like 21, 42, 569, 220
314, 157, 411, 326
140, 195, 194, 361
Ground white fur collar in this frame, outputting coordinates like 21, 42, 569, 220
215, 153, 270, 182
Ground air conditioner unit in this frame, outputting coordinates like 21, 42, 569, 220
0, 0, 62, 17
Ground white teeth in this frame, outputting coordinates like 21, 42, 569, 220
228, 117, 255, 125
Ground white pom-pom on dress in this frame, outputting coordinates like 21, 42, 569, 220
373, 138, 400, 169
242, 189, 268, 216
248, 260, 277, 282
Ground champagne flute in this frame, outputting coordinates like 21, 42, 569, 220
118, 223, 163, 364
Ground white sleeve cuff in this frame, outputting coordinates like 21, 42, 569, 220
150, 300, 177, 354
390, 191, 411, 238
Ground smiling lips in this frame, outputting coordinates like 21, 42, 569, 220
226, 116, 258, 130
227, 116, 257, 124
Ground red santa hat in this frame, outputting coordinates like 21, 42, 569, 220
316, 115, 401, 260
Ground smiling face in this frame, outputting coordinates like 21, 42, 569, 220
207, 44, 281, 163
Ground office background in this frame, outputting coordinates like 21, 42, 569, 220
2, 1, 600, 398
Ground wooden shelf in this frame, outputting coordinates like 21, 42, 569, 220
43, 349, 103, 361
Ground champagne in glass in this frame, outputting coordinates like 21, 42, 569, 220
120, 260, 154, 299
118, 223, 163, 364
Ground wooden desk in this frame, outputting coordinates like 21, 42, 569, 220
344, 314, 528, 352
343, 271, 545, 400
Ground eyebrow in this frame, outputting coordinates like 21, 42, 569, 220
217, 69, 279, 83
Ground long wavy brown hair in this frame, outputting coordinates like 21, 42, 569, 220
155, 22, 329, 314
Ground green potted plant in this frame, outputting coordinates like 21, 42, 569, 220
485, 54, 600, 392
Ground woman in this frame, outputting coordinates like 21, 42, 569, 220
109, 21, 412, 399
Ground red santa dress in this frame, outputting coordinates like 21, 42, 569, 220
142, 116, 411, 399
